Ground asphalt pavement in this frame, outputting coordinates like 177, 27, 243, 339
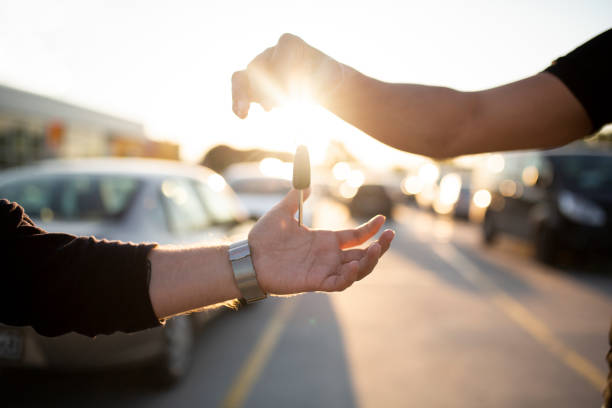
2, 201, 611, 408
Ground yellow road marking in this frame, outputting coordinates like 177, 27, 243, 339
221, 300, 298, 408
432, 243, 607, 391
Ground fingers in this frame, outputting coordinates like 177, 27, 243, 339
275, 188, 311, 215
247, 47, 282, 111
319, 226, 396, 292
341, 229, 394, 261
342, 241, 385, 280
323, 242, 382, 292
377, 229, 395, 256
341, 248, 365, 263
321, 260, 359, 292
232, 70, 250, 119
357, 242, 381, 281
335, 215, 385, 249
232, 47, 276, 119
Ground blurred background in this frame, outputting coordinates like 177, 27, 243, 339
0, 1, 611, 407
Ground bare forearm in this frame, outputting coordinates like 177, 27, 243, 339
323, 69, 591, 158
322, 67, 477, 158
147, 244, 240, 320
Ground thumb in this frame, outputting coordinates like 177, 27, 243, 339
276, 188, 311, 214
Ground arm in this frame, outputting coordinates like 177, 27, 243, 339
1, 190, 394, 336
148, 189, 394, 319
324, 70, 591, 158
0, 199, 159, 337
232, 34, 592, 158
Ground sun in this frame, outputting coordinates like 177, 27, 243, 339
276, 98, 334, 164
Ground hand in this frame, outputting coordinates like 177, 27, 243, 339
232, 33, 345, 119
248, 189, 395, 295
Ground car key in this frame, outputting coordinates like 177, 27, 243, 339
292, 145, 311, 226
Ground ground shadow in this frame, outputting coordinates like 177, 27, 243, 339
0, 295, 357, 408
386, 218, 535, 298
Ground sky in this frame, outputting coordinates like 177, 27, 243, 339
0, 0, 610, 167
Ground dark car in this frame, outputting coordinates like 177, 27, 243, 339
480, 148, 612, 264
349, 184, 393, 219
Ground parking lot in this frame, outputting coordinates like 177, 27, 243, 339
2, 200, 610, 408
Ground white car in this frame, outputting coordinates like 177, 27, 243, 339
0, 158, 251, 385
224, 162, 314, 225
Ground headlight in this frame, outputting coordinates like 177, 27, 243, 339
558, 191, 606, 227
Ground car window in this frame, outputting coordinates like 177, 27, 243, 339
194, 179, 240, 224
0, 174, 140, 221
550, 155, 612, 193
230, 178, 291, 194
160, 178, 212, 234
142, 193, 168, 233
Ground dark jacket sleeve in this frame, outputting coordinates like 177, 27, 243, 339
544, 28, 612, 132
0, 199, 161, 337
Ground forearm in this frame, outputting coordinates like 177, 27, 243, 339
321, 68, 591, 158
148, 244, 240, 320
322, 66, 477, 158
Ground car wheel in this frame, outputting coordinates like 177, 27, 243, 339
483, 211, 497, 245
153, 315, 195, 387
535, 225, 557, 265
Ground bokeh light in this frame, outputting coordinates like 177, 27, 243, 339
332, 162, 351, 181
522, 165, 539, 186
417, 163, 440, 185
473, 189, 492, 208
401, 175, 422, 195
207, 173, 227, 193
486, 154, 505, 174
347, 169, 365, 188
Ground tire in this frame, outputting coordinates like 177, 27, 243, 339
535, 225, 557, 265
483, 211, 497, 245
152, 315, 195, 387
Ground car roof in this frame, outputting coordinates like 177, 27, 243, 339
0, 158, 218, 181
542, 149, 612, 158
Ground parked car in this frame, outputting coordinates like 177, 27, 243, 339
229, 176, 292, 219
0, 158, 251, 385
479, 148, 612, 264
349, 184, 393, 219
224, 161, 314, 225
453, 186, 473, 219
431, 170, 473, 218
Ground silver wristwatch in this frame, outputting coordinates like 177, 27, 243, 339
228, 240, 267, 304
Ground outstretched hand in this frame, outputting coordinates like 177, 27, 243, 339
249, 189, 394, 295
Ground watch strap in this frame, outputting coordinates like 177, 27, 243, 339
229, 240, 267, 303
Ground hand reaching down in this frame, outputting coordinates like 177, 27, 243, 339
232, 33, 345, 118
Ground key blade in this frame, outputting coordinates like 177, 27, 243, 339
298, 190, 303, 226
292, 145, 311, 190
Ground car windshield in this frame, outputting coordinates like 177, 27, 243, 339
0, 174, 141, 221
230, 178, 291, 194
550, 155, 612, 193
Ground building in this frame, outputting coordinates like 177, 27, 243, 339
0, 84, 178, 168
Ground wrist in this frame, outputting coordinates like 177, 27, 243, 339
308, 50, 346, 102
228, 239, 267, 303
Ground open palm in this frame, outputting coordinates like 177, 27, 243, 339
249, 189, 394, 295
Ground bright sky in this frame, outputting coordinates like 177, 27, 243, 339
0, 0, 610, 167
